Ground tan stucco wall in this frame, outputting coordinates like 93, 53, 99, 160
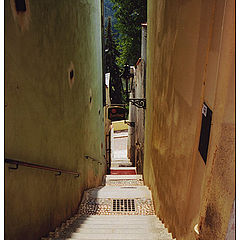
197, 0, 235, 239
5, 1, 105, 240
112, 120, 128, 132
144, 0, 235, 239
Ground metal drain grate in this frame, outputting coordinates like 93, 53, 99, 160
112, 199, 136, 212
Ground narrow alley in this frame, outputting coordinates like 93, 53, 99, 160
5, 1, 235, 240
110, 125, 135, 174
41, 122, 175, 240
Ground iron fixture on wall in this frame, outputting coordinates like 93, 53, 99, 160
121, 65, 146, 109
129, 98, 146, 109
124, 120, 135, 127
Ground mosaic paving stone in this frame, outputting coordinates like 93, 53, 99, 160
78, 197, 155, 216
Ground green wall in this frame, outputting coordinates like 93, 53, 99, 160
5, 1, 105, 239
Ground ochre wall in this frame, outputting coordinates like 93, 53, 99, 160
197, 0, 235, 239
5, 1, 105, 240
112, 121, 128, 132
144, 0, 235, 239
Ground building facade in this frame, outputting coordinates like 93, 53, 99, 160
144, 0, 235, 239
5, 1, 105, 239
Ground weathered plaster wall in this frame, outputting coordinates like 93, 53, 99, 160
5, 1, 105, 240
104, 85, 111, 173
134, 60, 145, 173
128, 72, 136, 165
197, 0, 235, 239
144, 0, 235, 239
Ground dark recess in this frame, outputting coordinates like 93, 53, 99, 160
198, 102, 213, 163
70, 70, 74, 80
15, 0, 26, 12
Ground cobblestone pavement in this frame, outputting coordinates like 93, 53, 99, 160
42, 177, 157, 240
78, 178, 154, 216
78, 198, 155, 216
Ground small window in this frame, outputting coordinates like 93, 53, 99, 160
15, 0, 26, 12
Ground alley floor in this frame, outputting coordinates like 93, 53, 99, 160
111, 130, 136, 175
41, 129, 175, 240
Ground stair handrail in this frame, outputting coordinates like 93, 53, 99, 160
5, 158, 80, 177
84, 155, 105, 165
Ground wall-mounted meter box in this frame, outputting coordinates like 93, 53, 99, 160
198, 102, 212, 163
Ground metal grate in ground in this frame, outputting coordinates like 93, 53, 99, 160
112, 199, 136, 212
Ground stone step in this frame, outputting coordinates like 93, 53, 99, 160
77, 215, 159, 219
83, 185, 151, 199
111, 163, 133, 168
74, 218, 162, 225
111, 159, 131, 162
113, 133, 128, 137
75, 228, 171, 235
69, 232, 173, 239
110, 167, 136, 171
105, 175, 143, 181
72, 222, 165, 229
111, 169, 137, 175
111, 161, 132, 165
67, 238, 173, 240
112, 158, 131, 161
111, 161, 132, 164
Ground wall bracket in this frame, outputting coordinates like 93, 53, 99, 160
124, 120, 135, 127
129, 98, 146, 109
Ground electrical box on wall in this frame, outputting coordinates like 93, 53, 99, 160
198, 102, 212, 163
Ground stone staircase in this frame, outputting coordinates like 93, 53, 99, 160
68, 215, 173, 239
110, 130, 135, 174
41, 175, 175, 240
111, 158, 132, 167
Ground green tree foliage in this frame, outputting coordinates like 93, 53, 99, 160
111, 0, 147, 66
104, 0, 118, 37
105, 17, 123, 104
